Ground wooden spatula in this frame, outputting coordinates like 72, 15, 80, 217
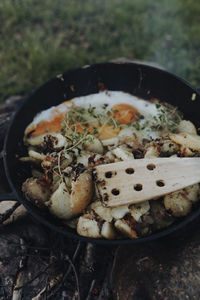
93, 157, 200, 207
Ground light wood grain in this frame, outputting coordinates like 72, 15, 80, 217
94, 157, 200, 207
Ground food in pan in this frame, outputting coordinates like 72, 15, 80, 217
21, 91, 200, 239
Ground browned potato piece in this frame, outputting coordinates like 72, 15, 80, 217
130, 201, 150, 222
178, 120, 197, 135
83, 135, 104, 154
77, 215, 101, 238
71, 171, 94, 214
111, 145, 134, 161
184, 184, 200, 203
164, 191, 192, 217
49, 170, 94, 220
22, 178, 50, 208
28, 149, 45, 161
101, 222, 116, 239
49, 182, 74, 219
114, 219, 137, 239
111, 205, 129, 219
90, 201, 113, 222
144, 146, 159, 158
169, 132, 200, 151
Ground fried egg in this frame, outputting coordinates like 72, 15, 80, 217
25, 91, 159, 141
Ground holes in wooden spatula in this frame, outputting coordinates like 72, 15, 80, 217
105, 171, 113, 178
156, 180, 165, 187
111, 188, 120, 196
125, 168, 134, 174
134, 184, 143, 191
147, 164, 156, 170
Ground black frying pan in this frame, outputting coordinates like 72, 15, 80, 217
1, 62, 200, 245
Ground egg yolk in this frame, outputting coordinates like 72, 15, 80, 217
112, 104, 139, 124
25, 103, 139, 141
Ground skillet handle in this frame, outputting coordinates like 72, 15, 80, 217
0, 151, 16, 201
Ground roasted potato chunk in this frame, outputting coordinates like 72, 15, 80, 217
164, 191, 192, 217
77, 215, 101, 238
178, 120, 197, 135
101, 222, 116, 239
184, 184, 200, 203
169, 132, 200, 151
114, 219, 137, 239
49, 170, 94, 220
22, 178, 50, 208
71, 170, 94, 214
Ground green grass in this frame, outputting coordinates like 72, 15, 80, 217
0, 0, 200, 102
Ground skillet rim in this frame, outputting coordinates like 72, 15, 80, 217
3, 61, 200, 245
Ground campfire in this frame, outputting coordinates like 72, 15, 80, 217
1, 70, 200, 299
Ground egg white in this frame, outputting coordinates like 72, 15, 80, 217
32, 91, 159, 126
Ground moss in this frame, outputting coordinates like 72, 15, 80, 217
0, 0, 200, 102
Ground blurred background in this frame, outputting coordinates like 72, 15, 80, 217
0, 0, 200, 102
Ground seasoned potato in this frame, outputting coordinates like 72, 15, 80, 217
22, 178, 50, 208
44, 133, 68, 149
20, 156, 40, 164
111, 205, 129, 219
102, 137, 118, 146
160, 139, 179, 156
49, 170, 93, 219
83, 135, 104, 154
164, 191, 192, 217
118, 127, 142, 146
90, 201, 113, 222
71, 170, 94, 214
184, 184, 200, 203
49, 182, 75, 219
101, 222, 116, 239
77, 215, 101, 238
111, 145, 134, 161
130, 201, 150, 222
169, 132, 200, 151
178, 120, 197, 135
26, 133, 68, 149
144, 145, 159, 158
114, 219, 137, 239
28, 149, 46, 161
25, 134, 46, 146
76, 151, 91, 167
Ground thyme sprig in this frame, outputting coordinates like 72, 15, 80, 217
151, 100, 183, 133
61, 105, 121, 144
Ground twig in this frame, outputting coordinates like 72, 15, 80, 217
47, 241, 82, 299
31, 275, 58, 300
86, 279, 96, 300
12, 238, 28, 300
14, 260, 58, 291
65, 255, 80, 300
0, 236, 51, 251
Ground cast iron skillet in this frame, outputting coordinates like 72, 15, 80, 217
1, 62, 200, 245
